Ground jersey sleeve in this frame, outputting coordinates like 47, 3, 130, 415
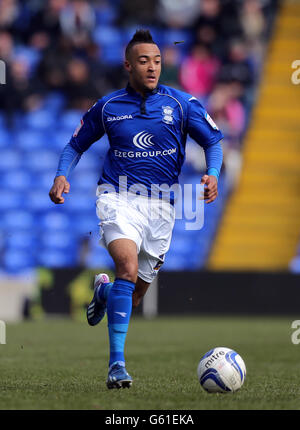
186, 97, 224, 179
68, 99, 105, 153
186, 97, 223, 148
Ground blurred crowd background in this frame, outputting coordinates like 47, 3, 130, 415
0, 0, 287, 279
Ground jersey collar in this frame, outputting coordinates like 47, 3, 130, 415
126, 83, 159, 98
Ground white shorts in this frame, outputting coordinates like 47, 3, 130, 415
96, 189, 175, 283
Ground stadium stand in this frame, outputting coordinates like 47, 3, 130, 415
209, 0, 300, 270
0, 0, 279, 274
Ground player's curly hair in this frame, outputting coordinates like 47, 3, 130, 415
125, 29, 156, 59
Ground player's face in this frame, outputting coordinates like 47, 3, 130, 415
125, 43, 161, 94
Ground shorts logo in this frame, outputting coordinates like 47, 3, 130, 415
154, 254, 165, 271
162, 106, 174, 124
133, 131, 155, 149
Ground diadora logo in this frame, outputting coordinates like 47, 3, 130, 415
107, 114, 133, 122
133, 131, 155, 149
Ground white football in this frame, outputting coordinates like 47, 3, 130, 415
197, 347, 246, 393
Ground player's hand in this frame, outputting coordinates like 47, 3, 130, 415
49, 176, 70, 204
200, 174, 218, 204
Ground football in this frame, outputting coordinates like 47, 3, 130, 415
197, 347, 246, 393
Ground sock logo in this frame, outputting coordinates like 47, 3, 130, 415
115, 311, 127, 318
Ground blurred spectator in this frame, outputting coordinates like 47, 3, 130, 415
118, 0, 158, 27
193, 0, 246, 60
0, 30, 14, 63
179, 43, 220, 100
63, 58, 100, 110
36, 35, 73, 92
160, 45, 180, 88
240, 0, 266, 69
29, 0, 67, 48
157, 0, 201, 28
60, 0, 96, 48
218, 38, 254, 91
0, 56, 45, 119
207, 81, 245, 189
0, 0, 30, 40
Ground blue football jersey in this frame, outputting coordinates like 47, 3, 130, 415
67, 83, 223, 193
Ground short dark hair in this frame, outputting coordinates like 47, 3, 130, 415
125, 29, 156, 59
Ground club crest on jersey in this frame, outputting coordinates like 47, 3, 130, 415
205, 112, 219, 130
162, 106, 174, 124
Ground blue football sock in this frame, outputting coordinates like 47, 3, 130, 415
106, 278, 135, 367
97, 282, 113, 303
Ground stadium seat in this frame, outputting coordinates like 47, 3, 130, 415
26, 190, 53, 211
0, 150, 22, 170
2, 171, 33, 191
24, 109, 56, 131
2, 210, 35, 230
37, 249, 77, 268
39, 211, 72, 231
0, 190, 23, 210
39, 231, 75, 249
71, 170, 99, 191
3, 249, 35, 273
85, 246, 114, 269
93, 26, 123, 64
24, 149, 58, 172
14, 129, 51, 150
59, 110, 83, 132
43, 92, 66, 113
0, 128, 12, 149
5, 231, 37, 249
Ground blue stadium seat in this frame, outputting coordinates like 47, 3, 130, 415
43, 92, 66, 113
26, 190, 53, 211
0, 149, 22, 170
24, 108, 56, 131
39, 230, 75, 249
72, 213, 99, 236
52, 129, 72, 151
36, 171, 56, 190
0, 128, 12, 149
24, 149, 58, 171
39, 211, 72, 231
71, 170, 99, 191
0, 190, 23, 210
59, 110, 83, 132
37, 249, 77, 268
93, 26, 123, 64
2, 171, 32, 191
3, 249, 35, 273
5, 231, 37, 249
2, 210, 35, 230
14, 129, 51, 150
85, 246, 114, 269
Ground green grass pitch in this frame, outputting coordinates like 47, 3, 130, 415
0, 315, 299, 410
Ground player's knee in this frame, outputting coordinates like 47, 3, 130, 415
115, 259, 138, 283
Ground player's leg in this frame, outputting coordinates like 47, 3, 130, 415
106, 238, 138, 389
132, 277, 151, 308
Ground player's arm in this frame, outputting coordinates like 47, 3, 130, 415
186, 97, 223, 204
49, 100, 105, 204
